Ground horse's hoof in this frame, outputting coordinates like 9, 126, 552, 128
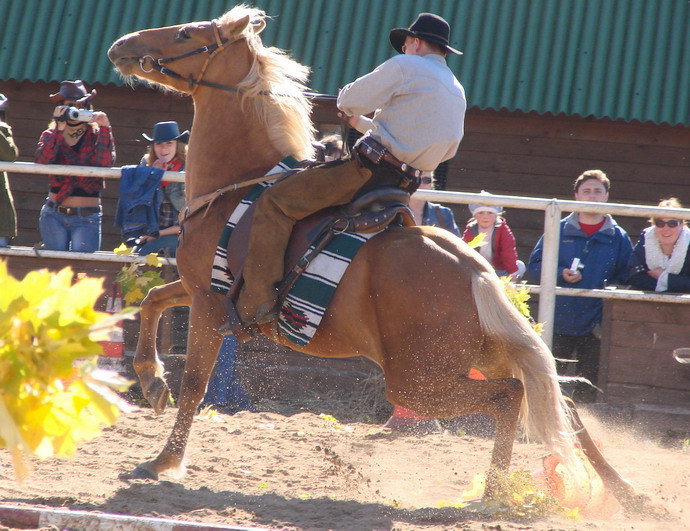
145, 378, 171, 414
119, 464, 159, 481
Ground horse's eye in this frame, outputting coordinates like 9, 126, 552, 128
178, 28, 191, 40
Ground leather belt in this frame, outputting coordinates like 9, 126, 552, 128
354, 136, 432, 181
46, 199, 101, 216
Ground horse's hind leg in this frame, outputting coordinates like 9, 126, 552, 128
564, 398, 649, 511
134, 279, 190, 414
395, 375, 524, 497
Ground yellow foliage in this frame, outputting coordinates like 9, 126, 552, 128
0, 261, 133, 480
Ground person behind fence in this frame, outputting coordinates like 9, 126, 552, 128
462, 192, 525, 280
409, 174, 460, 236
231, 12, 466, 338
35, 80, 115, 252
627, 197, 690, 293
527, 169, 632, 402
0, 93, 18, 247
132, 121, 188, 257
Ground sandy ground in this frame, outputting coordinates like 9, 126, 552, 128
0, 399, 688, 531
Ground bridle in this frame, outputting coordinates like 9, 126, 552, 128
138, 20, 241, 95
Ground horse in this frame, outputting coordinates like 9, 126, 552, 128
108, 5, 642, 506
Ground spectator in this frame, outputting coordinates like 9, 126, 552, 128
627, 197, 690, 293
133, 121, 188, 257
200, 335, 253, 414
35, 80, 115, 252
462, 191, 525, 280
409, 175, 460, 236
0, 93, 18, 247
527, 170, 632, 402
527, 169, 632, 402
321, 133, 343, 162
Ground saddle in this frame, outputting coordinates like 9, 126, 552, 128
224, 186, 415, 316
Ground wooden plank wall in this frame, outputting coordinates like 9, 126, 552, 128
600, 299, 690, 409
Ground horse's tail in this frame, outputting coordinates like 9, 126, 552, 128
472, 271, 578, 466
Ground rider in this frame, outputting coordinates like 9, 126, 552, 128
232, 12, 467, 339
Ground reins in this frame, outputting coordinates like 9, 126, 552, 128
179, 171, 290, 225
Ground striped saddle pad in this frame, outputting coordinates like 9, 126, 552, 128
210, 160, 381, 347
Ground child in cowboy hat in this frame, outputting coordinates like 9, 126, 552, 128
134, 121, 189, 257
35, 80, 115, 252
462, 191, 525, 280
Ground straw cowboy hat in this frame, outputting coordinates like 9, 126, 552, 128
49, 80, 97, 104
142, 121, 190, 144
389, 12, 462, 55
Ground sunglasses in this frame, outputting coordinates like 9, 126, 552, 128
654, 219, 681, 228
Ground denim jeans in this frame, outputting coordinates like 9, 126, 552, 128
39, 202, 102, 252
200, 335, 253, 412
134, 234, 179, 257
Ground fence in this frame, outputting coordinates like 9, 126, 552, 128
3, 160, 690, 348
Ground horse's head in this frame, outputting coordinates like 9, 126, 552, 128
107, 7, 265, 95
108, 5, 315, 161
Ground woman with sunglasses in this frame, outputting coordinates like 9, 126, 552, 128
628, 197, 690, 292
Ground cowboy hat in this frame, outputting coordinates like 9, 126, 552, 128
142, 121, 190, 144
389, 13, 462, 55
49, 80, 97, 104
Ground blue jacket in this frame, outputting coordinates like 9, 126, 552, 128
423, 201, 460, 236
527, 212, 632, 336
115, 165, 164, 238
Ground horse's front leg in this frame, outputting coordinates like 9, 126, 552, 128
134, 279, 191, 413
132, 293, 224, 480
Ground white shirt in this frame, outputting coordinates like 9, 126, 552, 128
337, 54, 466, 171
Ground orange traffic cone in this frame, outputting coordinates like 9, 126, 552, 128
99, 282, 125, 371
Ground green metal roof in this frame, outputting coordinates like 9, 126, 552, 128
1, 0, 688, 126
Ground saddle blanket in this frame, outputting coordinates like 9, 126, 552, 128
210, 159, 380, 347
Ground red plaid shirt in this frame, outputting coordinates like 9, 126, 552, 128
35, 126, 116, 204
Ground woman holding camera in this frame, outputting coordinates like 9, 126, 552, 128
627, 197, 690, 293
35, 80, 115, 252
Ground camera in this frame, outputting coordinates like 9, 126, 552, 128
58, 106, 94, 122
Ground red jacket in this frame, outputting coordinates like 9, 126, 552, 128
462, 217, 520, 275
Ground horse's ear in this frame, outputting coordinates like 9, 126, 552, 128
226, 14, 251, 37
252, 19, 267, 35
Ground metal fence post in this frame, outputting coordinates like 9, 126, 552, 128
538, 200, 562, 349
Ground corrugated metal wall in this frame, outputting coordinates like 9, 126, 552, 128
0, 0, 688, 126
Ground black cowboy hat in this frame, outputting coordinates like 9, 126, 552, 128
389, 13, 462, 55
142, 121, 190, 144
49, 80, 97, 104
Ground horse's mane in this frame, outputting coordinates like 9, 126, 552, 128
218, 6, 316, 160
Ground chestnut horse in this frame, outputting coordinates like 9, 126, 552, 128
108, 5, 642, 506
